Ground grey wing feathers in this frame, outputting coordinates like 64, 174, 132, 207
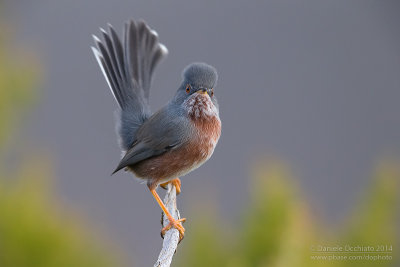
112, 109, 190, 174
111, 141, 167, 174
91, 19, 168, 150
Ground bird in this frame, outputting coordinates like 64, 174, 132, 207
91, 18, 221, 240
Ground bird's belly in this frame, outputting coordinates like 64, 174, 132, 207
130, 139, 215, 182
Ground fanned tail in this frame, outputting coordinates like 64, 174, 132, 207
91, 19, 168, 150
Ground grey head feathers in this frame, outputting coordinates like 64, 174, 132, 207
183, 62, 218, 89
91, 19, 167, 150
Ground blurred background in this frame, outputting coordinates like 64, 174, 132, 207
0, 0, 399, 266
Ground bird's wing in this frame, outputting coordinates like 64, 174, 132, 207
91, 19, 168, 150
112, 108, 191, 174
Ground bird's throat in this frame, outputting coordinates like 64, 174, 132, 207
184, 94, 219, 120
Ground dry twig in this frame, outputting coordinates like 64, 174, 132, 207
154, 184, 182, 267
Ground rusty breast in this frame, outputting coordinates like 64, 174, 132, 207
184, 93, 221, 147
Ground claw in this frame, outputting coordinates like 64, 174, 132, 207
161, 217, 186, 242
160, 178, 182, 195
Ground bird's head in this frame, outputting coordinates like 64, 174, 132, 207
173, 62, 218, 109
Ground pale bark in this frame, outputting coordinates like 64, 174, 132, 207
154, 184, 182, 267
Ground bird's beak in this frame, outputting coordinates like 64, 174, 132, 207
197, 88, 208, 95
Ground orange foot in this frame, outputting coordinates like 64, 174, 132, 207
161, 217, 186, 241
160, 178, 182, 195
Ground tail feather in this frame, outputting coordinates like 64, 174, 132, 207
92, 36, 122, 105
91, 46, 115, 100
124, 21, 139, 86
108, 25, 126, 88
150, 44, 168, 84
91, 19, 168, 150
100, 28, 127, 107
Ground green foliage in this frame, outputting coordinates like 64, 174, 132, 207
176, 162, 399, 267
340, 163, 399, 267
0, 160, 122, 267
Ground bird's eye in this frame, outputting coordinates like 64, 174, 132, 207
186, 84, 191, 93
210, 88, 214, 97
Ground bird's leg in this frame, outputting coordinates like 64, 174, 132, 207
148, 183, 186, 241
159, 178, 182, 195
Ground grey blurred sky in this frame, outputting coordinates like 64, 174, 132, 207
3, 0, 400, 265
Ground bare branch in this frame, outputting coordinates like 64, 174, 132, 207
154, 184, 182, 267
